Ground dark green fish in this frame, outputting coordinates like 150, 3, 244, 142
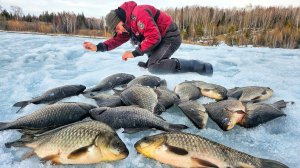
89, 106, 187, 133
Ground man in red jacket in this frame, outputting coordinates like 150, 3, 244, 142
83, 1, 213, 76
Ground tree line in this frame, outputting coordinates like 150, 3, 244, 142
164, 5, 300, 48
0, 5, 299, 48
0, 5, 105, 36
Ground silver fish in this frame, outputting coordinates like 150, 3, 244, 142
191, 80, 227, 100
239, 100, 288, 128
178, 101, 208, 129
13, 84, 86, 112
227, 86, 273, 102
135, 132, 288, 168
83, 92, 123, 107
174, 82, 201, 102
126, 75, 167, 88
156, 87, 179, 109
1, 102, 96, 133
89, 106, 187, 133
86, 73, 135, 92
120, 85, 165, 114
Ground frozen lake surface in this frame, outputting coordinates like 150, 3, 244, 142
0, 32, 299, 167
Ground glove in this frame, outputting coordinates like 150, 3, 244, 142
96, 43, 107, 52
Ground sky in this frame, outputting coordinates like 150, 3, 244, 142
0, 31, 300, 167
0, 0, 300, 18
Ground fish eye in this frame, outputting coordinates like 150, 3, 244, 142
222, 118, 231, 124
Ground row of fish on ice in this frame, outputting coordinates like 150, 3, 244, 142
0, 73, 291, 167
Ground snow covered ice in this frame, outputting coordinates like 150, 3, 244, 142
0, 31, 300, 167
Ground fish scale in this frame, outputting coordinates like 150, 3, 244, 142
120, 85, 161, 113
134, 132, 288, 168
164, 132, 261, 165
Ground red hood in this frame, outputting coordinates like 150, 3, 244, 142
119, 1, 137, 27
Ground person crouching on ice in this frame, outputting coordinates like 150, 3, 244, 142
83, 1, 213, 76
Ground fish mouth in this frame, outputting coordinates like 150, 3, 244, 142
106, 148, 129, 160
119, 150, 129, 159
134, 136, 165, 158
77, 85, 87, 94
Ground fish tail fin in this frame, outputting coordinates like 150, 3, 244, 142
159, 79, 167, 88
0, 122, 10, 131
5, 140, 27, 148
13, 101, 30, 113
13, 100, 30, 107
260, 158, 288, 168
154, 102, 166, 115
167, 123, 188, 131
273, 100, 288, 109
5, 134, 34, 148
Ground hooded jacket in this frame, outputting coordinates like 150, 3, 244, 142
102, 1, 173, 56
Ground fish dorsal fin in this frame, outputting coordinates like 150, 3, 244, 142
191, 157, 218, 168
41, 154, 62, 165
67, 145, 92, 159
165, 143, 188, 155
229, 90, 243, 99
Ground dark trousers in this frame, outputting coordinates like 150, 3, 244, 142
146, 22, 182, 74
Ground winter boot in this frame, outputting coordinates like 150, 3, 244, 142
175, 58, 213, 76
137, 61, 148, 69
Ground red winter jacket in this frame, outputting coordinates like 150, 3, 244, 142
103, 1, 173, 56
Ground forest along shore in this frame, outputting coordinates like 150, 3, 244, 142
1, 5, 300, 48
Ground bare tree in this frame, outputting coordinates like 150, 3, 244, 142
10, 6, 23, 20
